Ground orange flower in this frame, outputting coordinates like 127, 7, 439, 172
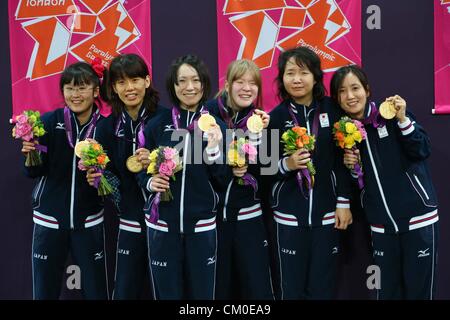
339, 140, 345, 148
292, 126, 306, 136
301, 134, 310, 145
335, 131, 345, 142
92, 143, 101, 152
296, 137, 304, 148
97, 154, 106, 165
334, 122, 340, 130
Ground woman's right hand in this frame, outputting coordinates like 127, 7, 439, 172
286, 149, 311, 171
22, 141, 36, 156
232, 165, 248, 177
150, 174, 170, 192
343, 149, 360, 169
86, 168, 103, 187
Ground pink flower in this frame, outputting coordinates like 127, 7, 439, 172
16, 114, 28, 124
353, 120, 367, 140
15, 122, 33, 141
159, 162, 173, 176
241, 143, 257, 162
165, 159, 176, 171
163, 147, 176, 160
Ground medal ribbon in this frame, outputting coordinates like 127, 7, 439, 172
217, 95, 255, 130
64, 106, 100, 148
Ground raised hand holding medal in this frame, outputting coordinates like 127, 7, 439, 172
379, 95, 407, 122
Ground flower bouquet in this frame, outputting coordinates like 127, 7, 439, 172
281, 126, 316, 194
146, 146, 182, 223
227, 137, 258, 189
10, 110, 47, 167
76, 140, 113, 196
147, 146, 183, 201
333, 116, 367, 189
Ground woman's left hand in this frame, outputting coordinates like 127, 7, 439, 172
254, 109, 270, 129
135, 148, 150, 169
335, 207, 353, 230
387, 95, 407, 123
206, 124, 223, 149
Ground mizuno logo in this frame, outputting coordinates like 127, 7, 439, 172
56, 122, 65, 130
284, 121, 294, 128
164, 124, 175, 132
207, 257, 216, 265
117, 129, 124, 137
94, 251, 104, 260
332, 247, 339, 254
418, 248, 430, 258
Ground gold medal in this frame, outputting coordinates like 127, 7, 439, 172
379, 100, 396, 119
126, 155, 143, 173
74, 140, 90, 158
197, 113, 216, 132
246, 114, 264, 133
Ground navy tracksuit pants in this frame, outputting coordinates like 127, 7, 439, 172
147, 228, 217, 300
275, 223, 339, 300
32, 223, 108, 300
371, 222, 439, 300
112, 229, 149, 300
215, 217, 274, 300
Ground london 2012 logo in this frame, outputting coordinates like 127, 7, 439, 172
14, 0, 141, 80
220, 0, 356, 71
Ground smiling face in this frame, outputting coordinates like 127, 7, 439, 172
113, 75, 150, 111
226, 71, 258, 110
174, 63, 203, 111
282, 57, 316, 105
63, 79, 98, 117
338, 72, 370, 120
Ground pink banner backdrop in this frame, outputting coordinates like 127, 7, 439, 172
8, 0, 152, 117
216, 0, 361, 112
433, 0, 450, 114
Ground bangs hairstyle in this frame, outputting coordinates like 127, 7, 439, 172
166, 55, 211, 107
276, 46, 326, 102
330, 64, 370, 104
218, 59, 263, 110
59, 62, 100, 93
103, 53, 159, 116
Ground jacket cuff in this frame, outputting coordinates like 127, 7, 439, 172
146, 177, 154, 193
336, 197, 350, 209
397, 117, 414, 136
279, 157, 291, 175
206, 145, 220, 161
248, 131, 262, 146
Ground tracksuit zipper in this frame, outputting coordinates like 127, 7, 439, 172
223, 180, 233, 221
70, 116, 80, 230
304, 106, 314, 226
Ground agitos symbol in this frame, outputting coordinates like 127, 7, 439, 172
222, 0, 355, 71
15, 0, 141, 80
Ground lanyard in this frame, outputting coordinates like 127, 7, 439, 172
217, 95, 255, 130
63, 106, 100, 148
171, 105, 207, 131
114, 113, 146, 148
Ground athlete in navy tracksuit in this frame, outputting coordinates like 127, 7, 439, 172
206, 93, 274, 300
94, 105, 160, 299
267, 47, 352, 300
22, 61, 108, 300
136, 55, 230, 300
91, 53, 162, 299
330, 65, 439, 300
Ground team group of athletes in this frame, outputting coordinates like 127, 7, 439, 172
20, 46, 438, 300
